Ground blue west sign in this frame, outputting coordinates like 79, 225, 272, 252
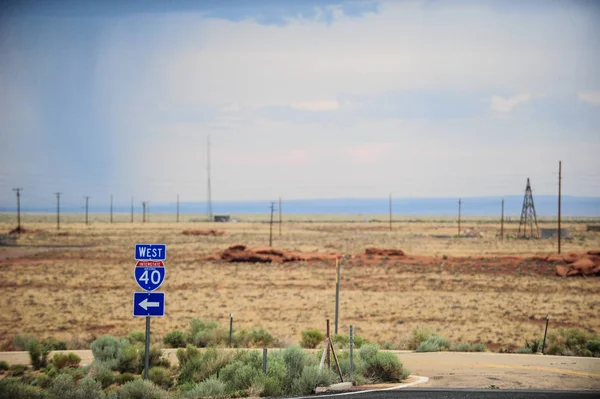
135, 244, 167, 261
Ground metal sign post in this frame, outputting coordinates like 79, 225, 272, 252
133, 244, 167, 380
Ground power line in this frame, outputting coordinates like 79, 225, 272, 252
207, 135, 213, 222
55, 192, 61, 231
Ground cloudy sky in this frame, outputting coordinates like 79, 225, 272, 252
1, 0, 599, 207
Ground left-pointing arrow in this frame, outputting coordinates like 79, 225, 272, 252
139, 298, 160, 310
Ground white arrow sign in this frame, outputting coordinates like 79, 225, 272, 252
139, 298, 160, 310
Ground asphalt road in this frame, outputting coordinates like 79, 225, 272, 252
311, 389, 600, 399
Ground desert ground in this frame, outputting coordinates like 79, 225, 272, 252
1, 213, 599, 351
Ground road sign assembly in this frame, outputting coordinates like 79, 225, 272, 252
133, 292, 165, 317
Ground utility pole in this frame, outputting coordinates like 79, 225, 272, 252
13, 188, 23, 232
110, 195, 113, 223
207, 135, 213, 222
177, 194, 180, 223
142, 202, 147, 223
558, 161, 562, 254
334, 257, 341, 335
279, 196, 282, 236
389, 193, 392, 232
500, 199, 504, 240
55, 192, 61, 231
131, 197, 134, 223
84, 196, 91, 225
458, 198, 462, 237
269, 202, 275, 247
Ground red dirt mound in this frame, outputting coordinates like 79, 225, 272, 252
365, 248, 405, 257
553, 251, 600, 277
209, 244, 339, 264
182, 230, 225, 236
8, 227, 44, 235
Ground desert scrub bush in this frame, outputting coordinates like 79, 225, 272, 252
416, 335, 451, 352
32, 373, 52, 389
127, 331, 146, 345
91, 336, 121, 363
381, 341, 397, 350
353, 335, 366, 348
149, 366, 172, 389
408, 327, 432, 350
218, 360, 262, 393
471, 343, 486, 352
188, 319, 227, 347
586, 339, 600, 355
13, 334, 37, 351
137, 346, 170, 374
0, 360, 8, 371
42, 337, 68, 351
86, 360, 116, 388
363, 351, 408, 383
176, 346, 234, 386
332, 334, 349, 348
51, 352, 81, 370
118, 373, 137, 385
450, 343, 471, 352
163, 330, 187, 348
27, 339, 50, 370
292, 365, 335, 395
359, 343, 379, 362
114, 379, 168, 399
47, 374, 106, 399
179, 377, 227, 399
545, 328, 599, 356
246, 328, 275, 348
8, 364, 26, 377
301, 329, 325, 349
0, 377, 44, 399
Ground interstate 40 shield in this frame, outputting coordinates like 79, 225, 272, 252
134, 260, 165, 291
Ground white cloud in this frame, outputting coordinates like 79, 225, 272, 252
578, 90, 600, 106
290, 100, 340, 111
490, 93, 532, 112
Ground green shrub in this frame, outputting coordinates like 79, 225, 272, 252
471, 343, 486, 352
149, 367, 171, 389
27, 339, 50, 370
13, 334, 37, 351
176, 345, 200, 367
300, 330, 325, 349
586, 339, 600, 354
86, 360, 116, 389
9, 364, 26, 376
282, 346, 310, 383
115, 379, 168, 399
247, 328, 274, 348
516, 346, 533, 354
332, 334, 349, 348
416, 335, 451, 352
188, 319, 227, 348
177, 347, 234, 386
292, 365, 334, 395
163, 330, 187, 348
59, 366, 85, 382
408, 328, 432, 350
48, 374, 106, 399
364, 352, 406, 383
137, 346, 170, 374
127, 332, 146, 345
51, 352, 81, 370
118, 373, 137, 385
0, 377, 44, 399
381, 341, 397, 350
117, 344, 140, 373
353, 335, 366, 349
218, 360, 261, 392
0, 360, 8, 371
180, 377, 227, 399
450, 343, 471, 352
91, 336, 120, 362
32, 373, 52, 389
359, 343, 379, 362
43, 337, 68, 351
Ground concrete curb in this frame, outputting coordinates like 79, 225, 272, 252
294, 375, 430, 398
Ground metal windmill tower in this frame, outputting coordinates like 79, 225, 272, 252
517, 177, 540, 239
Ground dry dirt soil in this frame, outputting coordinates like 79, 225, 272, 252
1, 215, 599, 351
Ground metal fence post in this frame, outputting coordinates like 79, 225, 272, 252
541, 314, 550, 354
349, 325, 354, 380
262, 348, 267, 375
229, 313, 233, 347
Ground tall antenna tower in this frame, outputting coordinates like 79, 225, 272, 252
518, 177, 540, 239
207, 135, 213, 222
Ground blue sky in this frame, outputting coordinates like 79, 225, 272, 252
1, 0, 599, 208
